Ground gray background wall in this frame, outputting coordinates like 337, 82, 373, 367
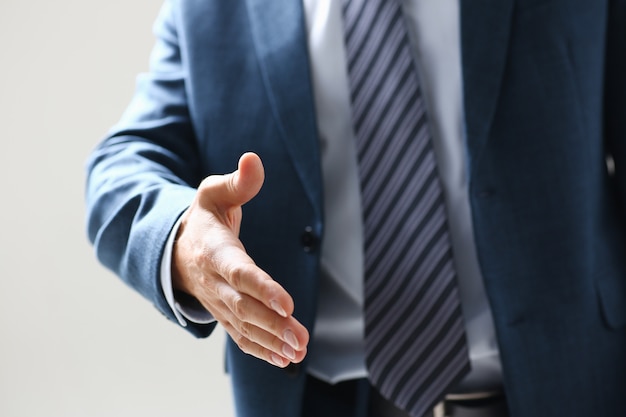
0, 1, 234, 416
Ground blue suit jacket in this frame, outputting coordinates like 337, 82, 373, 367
86, 0, 626, 415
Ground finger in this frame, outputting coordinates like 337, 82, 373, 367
214, 280, 309, 351
224, 322, 288, 368
232, 152, 265, 203
199, 152, 265, 210
212, 251, 296, 319
222, 320, 308, 368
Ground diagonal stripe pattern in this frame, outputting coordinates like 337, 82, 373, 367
340, 0, 470, 416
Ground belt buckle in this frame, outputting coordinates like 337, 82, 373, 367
433, 402, 446, 417
433, 390, 504, 417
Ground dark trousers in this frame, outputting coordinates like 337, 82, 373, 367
301, 375, 509, 417
302, 375, 371, 417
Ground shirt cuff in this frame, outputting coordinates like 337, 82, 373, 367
160, 215, 215, 326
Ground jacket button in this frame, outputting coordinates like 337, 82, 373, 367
300, 227, 318, 253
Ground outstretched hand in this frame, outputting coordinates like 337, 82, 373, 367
172, 152, 309, 367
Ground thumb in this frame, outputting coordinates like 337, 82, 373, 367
230, 152, 265, 205
201, 152, 265, 209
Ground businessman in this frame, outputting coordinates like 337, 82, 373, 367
86, 0, 626, 416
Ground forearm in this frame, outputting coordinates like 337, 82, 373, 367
84, 0, 218, 337
86, 140, 215, 337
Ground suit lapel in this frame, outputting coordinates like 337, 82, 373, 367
244, 0, 323, 216
460, 0, 515, 161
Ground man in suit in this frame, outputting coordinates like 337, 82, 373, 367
86, 0, 626, 416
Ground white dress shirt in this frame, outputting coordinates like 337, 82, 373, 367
162, 0, 502, 392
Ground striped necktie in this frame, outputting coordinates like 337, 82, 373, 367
341, 1, 471, 416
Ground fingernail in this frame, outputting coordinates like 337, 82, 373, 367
282, 344, 296, 361
271, 353, 286, 367
283, 329, 299, 350
270, 300, 287, 318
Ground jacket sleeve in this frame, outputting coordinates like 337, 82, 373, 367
85, 0, 214, 338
